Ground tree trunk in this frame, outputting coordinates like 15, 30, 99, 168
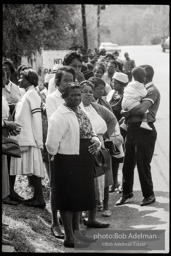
81, 4, 88, 51
97, 5, 101, 48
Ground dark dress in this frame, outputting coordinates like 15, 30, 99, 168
53, 107, 96, 211
108, 91, 126, 163
41, 108, 49, 163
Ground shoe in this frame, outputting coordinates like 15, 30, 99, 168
140, 122, 152, 130
117, 186, 123, 194
23, 201, 46, 209
115, 193, 134, 206
102, 210, 112, 217
109, 183, 120, 193
64, 239, 90, 248
51, 225, 64, 239
23, 197, 35, 203
140, 195, 156, 206
2, 196, 20, 206
9, 193, 25, 202
86, 221, 110, 228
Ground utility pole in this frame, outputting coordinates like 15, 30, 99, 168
97, 5, 101, 48
81, 4, 88, 52
97, 5, 105, 49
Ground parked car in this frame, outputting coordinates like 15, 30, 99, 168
99, 42, 121, 54
161, 36, 170, 52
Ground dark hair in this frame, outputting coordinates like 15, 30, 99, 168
107, 60, 117, 68
61, 84, 80, 99
54, 66, 75, 87
132, 67, 146, 83
87, 63, 94, 71
115, 80, 127, 87
105, 53, 114, 60
113, 51, 119, 56
93, 62, 106, 74
88, 77, 105, 89
3, 58, 15, 74
63, 51, 83, 66
140, 65, 154, 81
79, 80, 94, 91
22, 68, 39, 87
17, 65, 31, 81
17, 64, 27, 73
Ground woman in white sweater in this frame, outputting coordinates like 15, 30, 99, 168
46, 84, 101, 248
10, 68, 45, 209
45, 66, 76, 239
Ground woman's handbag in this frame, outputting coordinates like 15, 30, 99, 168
2, 137, 21, 158
105, 122, 125, 159
104, 140, 121, 156
94, 147, 110, 178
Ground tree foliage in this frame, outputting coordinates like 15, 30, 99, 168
99, 5, 169, 46
3, 4, 170, 67
3, 4, 81, 66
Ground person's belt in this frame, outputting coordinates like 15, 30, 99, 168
128, 122, 154, 126
127, 122, 155, 130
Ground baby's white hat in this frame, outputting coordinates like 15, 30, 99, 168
113, 72, 128, 83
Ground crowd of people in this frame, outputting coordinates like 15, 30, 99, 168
2, 49, 160, 248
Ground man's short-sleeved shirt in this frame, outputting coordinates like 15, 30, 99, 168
143, 82, 160, 123
127, 82, 160, 124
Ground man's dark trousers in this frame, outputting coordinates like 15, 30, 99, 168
122, 122, 157, 198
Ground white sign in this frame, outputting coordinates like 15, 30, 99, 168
42, 50, 70, 71
21, 49, 70, 76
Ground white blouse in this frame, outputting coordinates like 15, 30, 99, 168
80, 102, 107, 135
2, 96, 9, 120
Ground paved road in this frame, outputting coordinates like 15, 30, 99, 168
64, 45, 170, 253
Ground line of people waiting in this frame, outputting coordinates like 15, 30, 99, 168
2, 50, 160, 248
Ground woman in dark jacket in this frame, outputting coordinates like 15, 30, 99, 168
106, 72, 129, 193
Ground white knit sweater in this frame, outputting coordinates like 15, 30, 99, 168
14, 86, 43, 148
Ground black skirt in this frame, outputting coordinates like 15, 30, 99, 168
53, 139, 96, 211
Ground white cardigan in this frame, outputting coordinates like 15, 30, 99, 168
46, 104, 100, 156
45, 88, 64, 120
14, 86, 43, 148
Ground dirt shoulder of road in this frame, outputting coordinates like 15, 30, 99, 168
2, 175, 65, 253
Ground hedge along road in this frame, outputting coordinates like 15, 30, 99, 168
69, 44, 169, 254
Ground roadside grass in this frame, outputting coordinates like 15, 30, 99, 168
2, 174, 64, 252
